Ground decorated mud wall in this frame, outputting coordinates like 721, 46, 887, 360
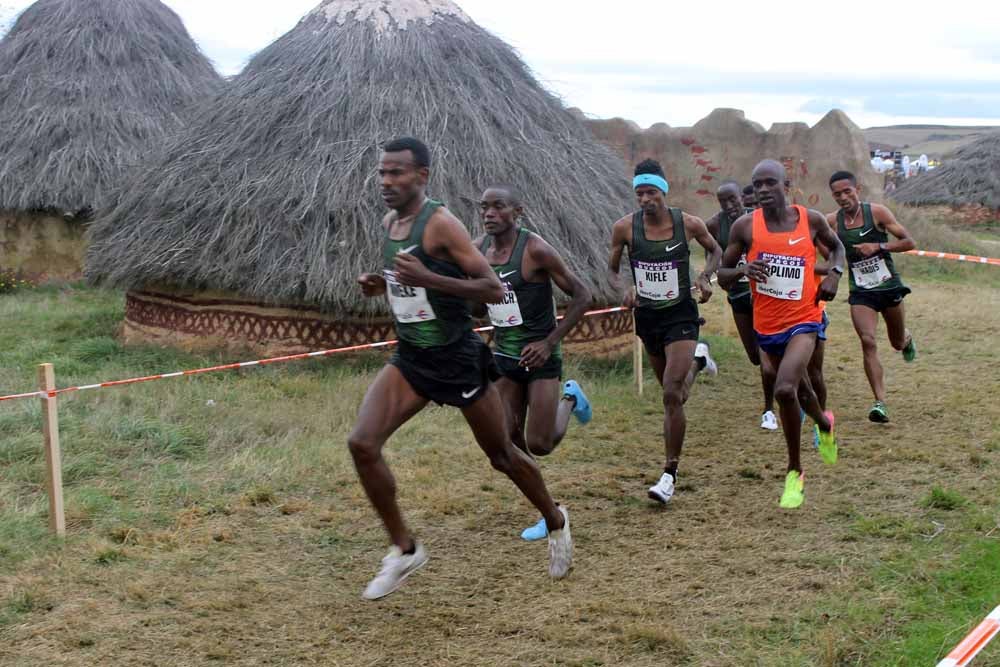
122, 288, 634, 358
581, 108, 882, 219
1, 213, 87, 280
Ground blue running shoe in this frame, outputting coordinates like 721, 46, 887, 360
520, 516, 548, 541
563, 380, 592, 424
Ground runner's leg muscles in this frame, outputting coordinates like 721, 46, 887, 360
807, 339, 827, 411
882, 302, 909, 351
662, 340, 697, 470
769, 333, 818, 473
496, 377, 528, 453
347, 365, 429, 550
851, 304, 885, 401
462, 385, 564, 530
523, 378, 566, 456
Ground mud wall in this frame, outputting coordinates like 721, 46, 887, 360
582, 108, 882, 219
1, 212, 87, 280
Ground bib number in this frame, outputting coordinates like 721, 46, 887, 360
737, 253, 749, 283
633, 260, 679, 301
486, 288, 524, 328
755, 253, 805, 301
852, 255, 892, 289
384, 270, 437, 323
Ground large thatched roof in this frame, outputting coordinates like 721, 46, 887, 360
893, 132, 1000, 209
0, 0, 222, 215
86, 0, 633, 313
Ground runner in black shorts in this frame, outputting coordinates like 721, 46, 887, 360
349, 138, 572, 600
608, 159, 722, 505
474, 184, 593, 540
706, 180, 776, 430
827, 170, 917, 423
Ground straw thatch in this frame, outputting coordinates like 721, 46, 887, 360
0, 0, 222, 216
893, 132, 1000, 209
86, 0, 633, 314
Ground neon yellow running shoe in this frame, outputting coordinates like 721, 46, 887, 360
779, 470, 805, 509
817, 410, 838, 465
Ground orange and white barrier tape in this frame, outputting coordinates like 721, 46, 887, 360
937, 606, 1000, 667
0, 306, 629, 404
906, 250, 1000, 266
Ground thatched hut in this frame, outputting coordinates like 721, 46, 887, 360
893, 133, 1000, 211
86, 0, 634, 355
0, 0, 221, 280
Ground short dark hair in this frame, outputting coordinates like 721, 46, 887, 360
484, 183, 522, 206
383, 137, 431, 168
718, 179, 741, 193
634, 159, 665, 178
742, 185, 755, 196
829, 170, 856, 186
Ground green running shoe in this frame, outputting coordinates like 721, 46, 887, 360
779, 470, 805, 509
868, 401, 889, 423
817, 410, 838, 465
902, 336, 917, 363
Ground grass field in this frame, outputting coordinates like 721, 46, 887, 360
2, 255, 999, 665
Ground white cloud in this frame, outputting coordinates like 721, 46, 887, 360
2, 0, 999, 127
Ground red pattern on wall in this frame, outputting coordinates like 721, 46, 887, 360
125, 292, 634, 348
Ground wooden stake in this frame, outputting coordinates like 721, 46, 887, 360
632, 312, 643, 396
38, 364, 65, 537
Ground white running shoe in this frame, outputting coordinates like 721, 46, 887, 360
694, 342, 718, 376
760, 410, 778, 431
362, 542, 428, 600
648, 472, 676, 504
548, 506, 573, 579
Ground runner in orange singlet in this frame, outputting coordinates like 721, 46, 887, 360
719, 160, 846, 508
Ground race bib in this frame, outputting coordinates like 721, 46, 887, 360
486, 287, 523, 328
755, 252, 805, 301
383, 270, 437, 323
737, 253, 749, 283
852, 255, 892, 289
633, 260, 679, 301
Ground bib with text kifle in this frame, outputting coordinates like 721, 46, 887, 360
632, 259, 679, 301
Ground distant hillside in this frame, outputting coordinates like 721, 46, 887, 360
863, 125, 999, 159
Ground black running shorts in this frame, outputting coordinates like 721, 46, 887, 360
493, 353, 563, 385
728, 291, 753, 316
634, 298, 703, 358
848, 286, 911, 313
390, 330, 498, 407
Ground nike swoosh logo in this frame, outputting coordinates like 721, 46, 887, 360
399, 245, 418, 254
461, 387, 480, 399
499, 270, 518, 279
789, 237, 806, 245
665, 243, 682, 252
859, 229, 873, 237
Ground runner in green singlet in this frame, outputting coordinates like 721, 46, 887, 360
826, 170, 917, 423
474, 185, 592, 541
706, 180, 776, 430
350, 138, 572, 600
608, 159, 722, 505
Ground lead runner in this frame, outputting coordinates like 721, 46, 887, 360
350, 138, 572, 600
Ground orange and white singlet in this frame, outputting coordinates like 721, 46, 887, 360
747, 206, 824, 336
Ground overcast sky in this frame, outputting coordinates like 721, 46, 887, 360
3, 0, 999, 129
